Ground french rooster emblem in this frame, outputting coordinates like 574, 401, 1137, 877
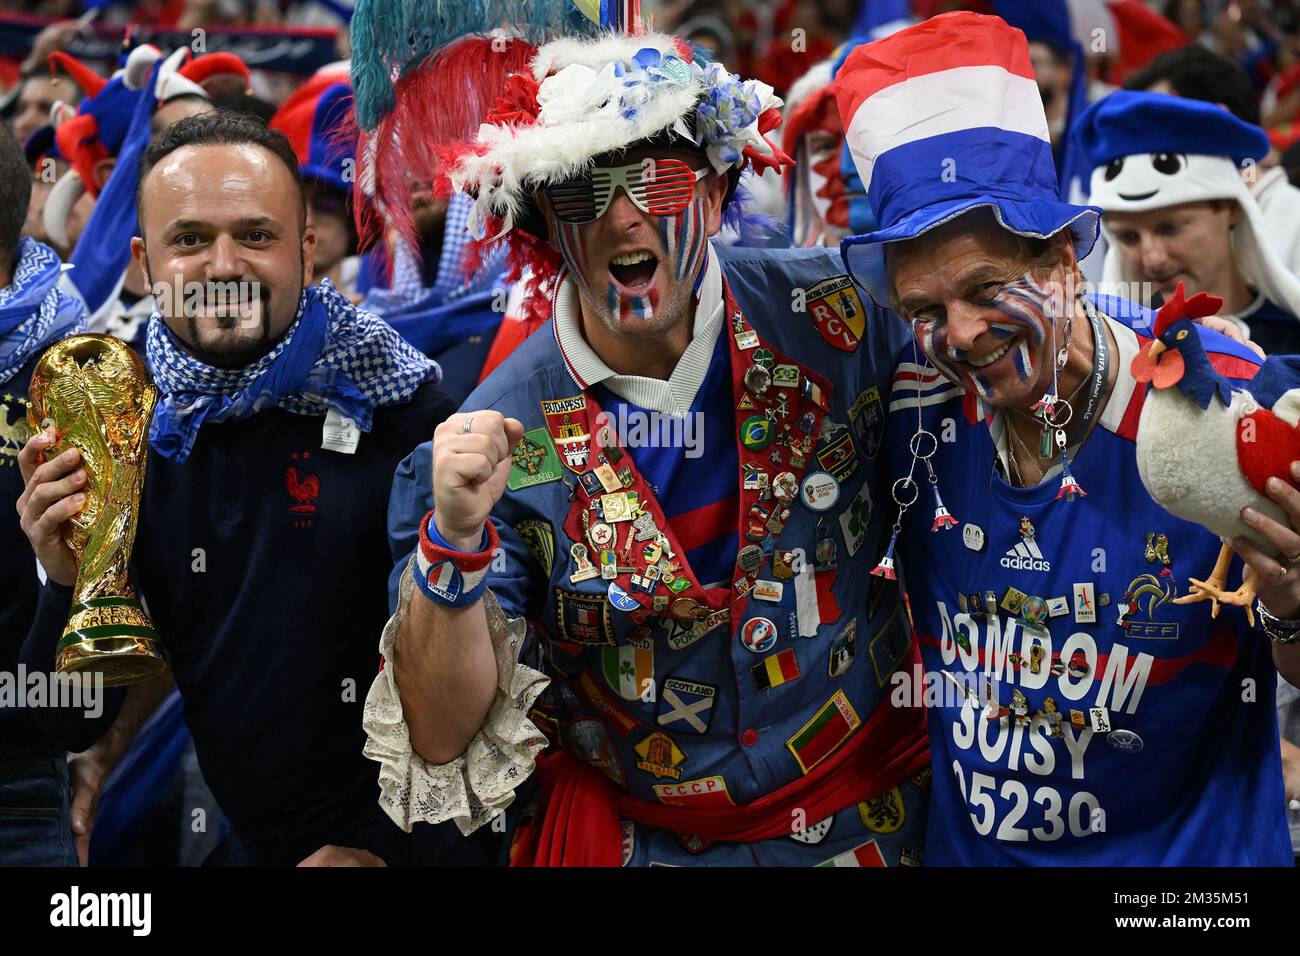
1132, 282, 1300, 626
286, 465, 320, 514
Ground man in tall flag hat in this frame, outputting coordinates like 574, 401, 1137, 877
838, 10, 1296, 864
358, 0, 931, 865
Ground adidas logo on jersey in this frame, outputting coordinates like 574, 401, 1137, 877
1000, 537, 1051, 572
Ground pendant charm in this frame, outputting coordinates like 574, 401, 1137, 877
871, 530, 899, 579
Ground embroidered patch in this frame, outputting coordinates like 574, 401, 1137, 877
554, 588, 616, 646
868, 606, 911, 687
601, 635, 654, 701
787, 689, 861, 774
507, 428, 563, 490
657, 677, 716, 734
858, 786, 906, 834
806, 274, 865, 352
653, 775, 733, 807
541, 394, 591, 472
564, 717, 625, 786
633, 731, 686, 779
513, 518, 556, 576
848, 386, 884, 460
0, 393, 33, 467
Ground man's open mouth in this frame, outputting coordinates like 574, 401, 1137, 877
608, 250, 659, 293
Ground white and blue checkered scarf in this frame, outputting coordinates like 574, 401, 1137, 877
0, 238, 87, 385
146, 278, 439, 462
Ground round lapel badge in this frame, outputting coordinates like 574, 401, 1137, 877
741, 616, 778, 653
589, 522, 614, 548
1107, 729, 1143, 753
772, 471, 798, 502
607, 582, 640, 612
744, 364, 772, 396
741, 415, 774, 451
799, 471, 840, 511
737, 544, 764, 576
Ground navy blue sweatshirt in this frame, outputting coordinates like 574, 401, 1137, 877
1, 357, 47, 755
22, 381, 460, 863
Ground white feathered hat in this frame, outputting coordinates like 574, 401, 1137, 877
446, 32, 792, 240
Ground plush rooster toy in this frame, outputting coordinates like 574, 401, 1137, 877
1132, 283, 1300, 625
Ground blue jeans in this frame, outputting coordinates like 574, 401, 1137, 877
0, 747, 77, 867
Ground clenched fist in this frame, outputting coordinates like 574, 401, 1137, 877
432, 411, 525, 551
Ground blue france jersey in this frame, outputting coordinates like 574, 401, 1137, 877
887, 304, 1292, 865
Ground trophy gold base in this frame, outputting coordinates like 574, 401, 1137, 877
56, 597, 166, 688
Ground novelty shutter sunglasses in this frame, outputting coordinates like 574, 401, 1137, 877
543, 159, 709, 223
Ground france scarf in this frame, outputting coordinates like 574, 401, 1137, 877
0, 238, 88, 385
146, 278, 439, 461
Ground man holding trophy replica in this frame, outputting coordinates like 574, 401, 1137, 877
15, 111, 492, 866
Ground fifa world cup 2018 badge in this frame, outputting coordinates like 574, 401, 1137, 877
27, 334, 166, 687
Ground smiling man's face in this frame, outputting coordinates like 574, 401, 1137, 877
890, 213, 1076, 409
538, 145, 727, 339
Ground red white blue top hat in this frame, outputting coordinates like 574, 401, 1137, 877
832, 11, 1101, 306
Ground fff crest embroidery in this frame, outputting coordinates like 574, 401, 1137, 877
806, 275, 865, 352
286, 451, 320, 526
0, 393, 33, 467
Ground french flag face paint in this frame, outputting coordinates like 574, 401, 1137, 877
913, 270, 1064, 402
551, 185, 707, 327
659, 196, 707, 284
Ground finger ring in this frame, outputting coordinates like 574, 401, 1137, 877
462, 416, 474, 435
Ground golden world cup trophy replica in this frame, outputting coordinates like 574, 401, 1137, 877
27, 334, 165, 687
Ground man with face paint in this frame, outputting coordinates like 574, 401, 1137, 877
837, 12, 1294, 865
361, 27, 930, 866
781, 58, 855, 249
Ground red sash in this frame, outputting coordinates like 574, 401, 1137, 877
510, 647, 931, 867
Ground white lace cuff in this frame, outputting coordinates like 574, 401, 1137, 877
362, 556, 550, 836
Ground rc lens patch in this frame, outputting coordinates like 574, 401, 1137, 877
806, 274, 865, 353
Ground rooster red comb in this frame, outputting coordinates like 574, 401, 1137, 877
1151, 282, 1224, 339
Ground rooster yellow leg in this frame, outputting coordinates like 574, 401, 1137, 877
1173, 543, 1234, 618
1215, 565, 1259, 629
